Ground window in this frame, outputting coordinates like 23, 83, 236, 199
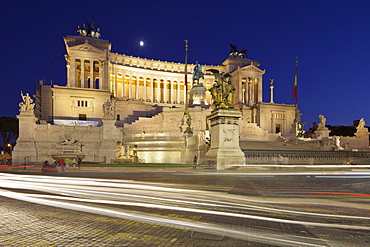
77, 100, 88, 107
79, 114, 87, 120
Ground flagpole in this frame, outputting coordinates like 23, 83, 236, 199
295, 56, 298, 108
182, 40, 192, 135
293, 56, 300, 123
184, 40, 189, 113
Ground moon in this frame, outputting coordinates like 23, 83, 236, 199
140, 41, 144, 46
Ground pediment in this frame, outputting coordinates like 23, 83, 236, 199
68, 43, 104, 54
239, 64, 265, 74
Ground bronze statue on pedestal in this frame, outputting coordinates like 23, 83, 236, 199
207, 69, 235, 109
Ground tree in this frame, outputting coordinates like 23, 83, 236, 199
0, 117, 19, 151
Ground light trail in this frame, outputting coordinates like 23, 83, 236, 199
0, 189, 327, 247
1, 173, 369, 220
0, 173, 369, 246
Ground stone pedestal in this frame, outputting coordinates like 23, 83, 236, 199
189, 84, 208, 107
205, 109, 245, 170
315, 127, 330, 139
12, 113, 38, 166
98, 117, 117, 163
355, 128, 369, 150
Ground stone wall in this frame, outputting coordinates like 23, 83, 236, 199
12, 116, 122, 165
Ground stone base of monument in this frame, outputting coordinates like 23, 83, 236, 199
11, 139, 38, 166
205, 108, 246, 170
315, 127, 330, 139
51, 145, 85, 162
189, 84, 209, 107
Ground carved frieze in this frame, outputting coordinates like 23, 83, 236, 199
75, 46, 100, 53
240, 65, 265, 74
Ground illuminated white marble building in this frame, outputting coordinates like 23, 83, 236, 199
13, 29, 300, 165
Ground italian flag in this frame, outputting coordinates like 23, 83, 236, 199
292, 70, 298, 102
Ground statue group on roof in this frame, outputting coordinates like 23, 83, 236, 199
77, 21, 101, 38
228, 44, 247, 58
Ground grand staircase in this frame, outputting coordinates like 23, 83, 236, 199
123, 105, 164, 124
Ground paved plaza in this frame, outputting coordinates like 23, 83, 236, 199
1, 168, 370, 246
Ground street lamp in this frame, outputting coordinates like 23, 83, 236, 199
7, 144, 12, 154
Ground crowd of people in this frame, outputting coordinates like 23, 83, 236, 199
42, 156, 82, 172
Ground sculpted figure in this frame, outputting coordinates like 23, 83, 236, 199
228, 43, 238, 57
19, 91, 35, 112
192, 61, 204, 85
61, 135, 77, 145
116, 142, 124, 160
207, 69, 234, 109
357, 118, 366, 130
318, 114, 326, 128
223, 74, 235, 107
238, 48, 247, 58
295, 121, 305, 138
77, 24, 87, 36
86, 21, 95, 37
95, 28, 101, 38
77, 22, 100, 38
209, 80, 222, 108
103, 100, 114, 117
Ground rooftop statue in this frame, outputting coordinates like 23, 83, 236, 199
77, 22, 101, 38
192, 61, 204, 85
228, 44, 247, 58
207, 69, 235, 109
228, 43, 238, 57
19, 91, 35, 113
238, 48, 247, 58
77, 24, 87, 36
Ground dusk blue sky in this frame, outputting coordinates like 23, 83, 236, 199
1, 0, 370, 128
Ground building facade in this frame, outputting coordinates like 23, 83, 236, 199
13, 29, 299, 165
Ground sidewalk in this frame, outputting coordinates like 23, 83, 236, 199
1, 163, 365, 175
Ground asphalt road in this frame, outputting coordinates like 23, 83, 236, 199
1, 169, 370, 246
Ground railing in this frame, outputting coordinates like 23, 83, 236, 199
242, 149, 370, 165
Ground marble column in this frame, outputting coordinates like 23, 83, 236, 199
163, 80, 167, 103
177, 81, 181, 104
129, 76, 132, 99
66, 64, 71, 87
69, 58, 75, 87
114, 71, 118, 97
150, 78, 154, 102
81, 59, 85, 88
98, 61, 103, 89
143, 77, 147, 101
136, 77, 139, 100
238, 74, 242, 105
90, 60, 94, 88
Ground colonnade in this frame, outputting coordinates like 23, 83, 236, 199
111, 73, 187, 104
67, 56, 216, 105
240, 76, 261, 106
67, 58, 102, 89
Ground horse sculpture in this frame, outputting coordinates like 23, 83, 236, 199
192, 61, 204, 85
228, 44, 247, 58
